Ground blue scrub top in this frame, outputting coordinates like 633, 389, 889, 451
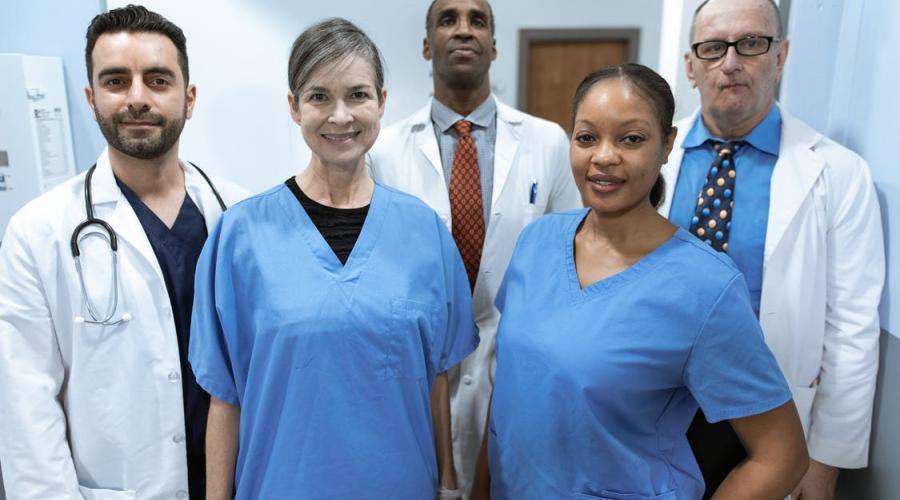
189, 183, 478, 499
489, 209, 791, 500
117, 179, 208, 500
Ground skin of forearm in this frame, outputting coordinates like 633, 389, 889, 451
712, 403, 809, 499
431, 372, 458, 489
206, 396, 241, 500
712, 454, 808, 499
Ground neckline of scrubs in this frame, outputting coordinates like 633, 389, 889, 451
277, 181, 389, 279
565, 208, 683, 301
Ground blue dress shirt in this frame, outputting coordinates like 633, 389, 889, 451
431, 96, 497, 221
669, 106, 782, 316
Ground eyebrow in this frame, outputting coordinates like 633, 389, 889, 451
96, 66, 178, 80
436, 7, 487, 19
305, 84, 374, 94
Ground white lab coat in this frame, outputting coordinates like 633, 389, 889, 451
659, 107, 884, 468
367, 96, 582, 495
0, 150, 249, 499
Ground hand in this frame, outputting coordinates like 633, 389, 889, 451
790, 459, 839, 500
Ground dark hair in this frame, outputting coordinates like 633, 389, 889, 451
690, 0, 783, 42
85, 5, 189, 84
288, 18, 385, 102
425, 0, 496, 36
571, 63, 675, 208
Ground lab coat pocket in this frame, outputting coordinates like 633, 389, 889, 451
78, 485, 137, 499
388, 298, 437, 380
576, 489, 676, 500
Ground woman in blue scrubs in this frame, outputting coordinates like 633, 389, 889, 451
481, 65, 808, 499
189, 19, 477, 499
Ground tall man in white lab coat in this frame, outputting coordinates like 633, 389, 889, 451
659, 0, 884, 498
367, 0, 581, 496
0, 6, 247, 499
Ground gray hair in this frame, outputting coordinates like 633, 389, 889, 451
690, 0, 783, 42
288, 18, 385, 101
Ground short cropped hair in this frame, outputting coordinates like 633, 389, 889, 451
425, 0, 496, 37
85, 4, 189, 84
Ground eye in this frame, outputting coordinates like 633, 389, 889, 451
148, 78, 170, 87
573, 133, 596, 145
350, 91, 370, 100
439, 16, 454, 27
103, 78, 126, 88
472, 16, 487, 28
621, 134, 646, 145
308, 93, 328, 102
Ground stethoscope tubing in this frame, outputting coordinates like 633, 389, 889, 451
71, 162, 226, 325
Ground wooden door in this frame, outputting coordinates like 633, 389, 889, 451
519, 30, 638, 135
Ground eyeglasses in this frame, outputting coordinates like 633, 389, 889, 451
692, 35, 779, 60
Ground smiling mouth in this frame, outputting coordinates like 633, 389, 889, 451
322, 132, 360, 142
586, 174, 625, 193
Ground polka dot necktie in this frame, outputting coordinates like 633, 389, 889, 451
450, 119, 485, 290
689, 141, 741, 252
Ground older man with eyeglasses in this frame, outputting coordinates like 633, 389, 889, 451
658, 0, 884, 499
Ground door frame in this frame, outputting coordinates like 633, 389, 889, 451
517, 28, 641, 111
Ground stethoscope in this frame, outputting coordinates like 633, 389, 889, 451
70, 162, 227, 325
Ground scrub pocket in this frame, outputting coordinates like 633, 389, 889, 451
386, 298, 438, 380
576, 490, 676, 500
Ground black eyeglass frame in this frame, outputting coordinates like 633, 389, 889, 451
691, 35, 780, 60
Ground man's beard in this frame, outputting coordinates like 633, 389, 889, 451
96, 105, 187, 160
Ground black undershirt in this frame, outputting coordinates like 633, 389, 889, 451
285, 177, 369, 265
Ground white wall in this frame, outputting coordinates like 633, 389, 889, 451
109, 0, 665, 193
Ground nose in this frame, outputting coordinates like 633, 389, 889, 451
454, 18, 474, 38
328, 99, 353, 126
125, 81, 151, 113
720, 45, 743, 73
591, 140, 620, 167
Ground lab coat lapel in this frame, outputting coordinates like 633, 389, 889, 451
764, 109, 825, 259
89, 150, 159, 270
658, 111, 696, 218
492, 100, 523, 207
183, 162, 226, 233
412, 102, 445, 184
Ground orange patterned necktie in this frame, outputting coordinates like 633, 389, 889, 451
450, 119, 485, 291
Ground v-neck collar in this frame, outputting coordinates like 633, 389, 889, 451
565, 208, 682, 301
277, 182, 388, 280
116, 176, 196, 241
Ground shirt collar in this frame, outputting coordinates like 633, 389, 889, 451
684, 105, 782, 156
431, 95, 497, 133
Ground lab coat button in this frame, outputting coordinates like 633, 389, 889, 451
168, 371, 180, 383
462, 375, 473, 385
172, 433, 185, 443
176, 490, 188, 499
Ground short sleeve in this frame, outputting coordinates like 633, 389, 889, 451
188, 219, 240, 405
434, 214, 479, 373
684, 274, 791, 423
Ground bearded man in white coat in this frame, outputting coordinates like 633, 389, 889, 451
367, 0, 581, 496
659, 1, 884, 498
0, 6, 247, 499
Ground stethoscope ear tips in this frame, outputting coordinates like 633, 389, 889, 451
121, 313, 133, 322
74, 316, 85, 323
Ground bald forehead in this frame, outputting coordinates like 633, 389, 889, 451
691, 0, 782, 41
